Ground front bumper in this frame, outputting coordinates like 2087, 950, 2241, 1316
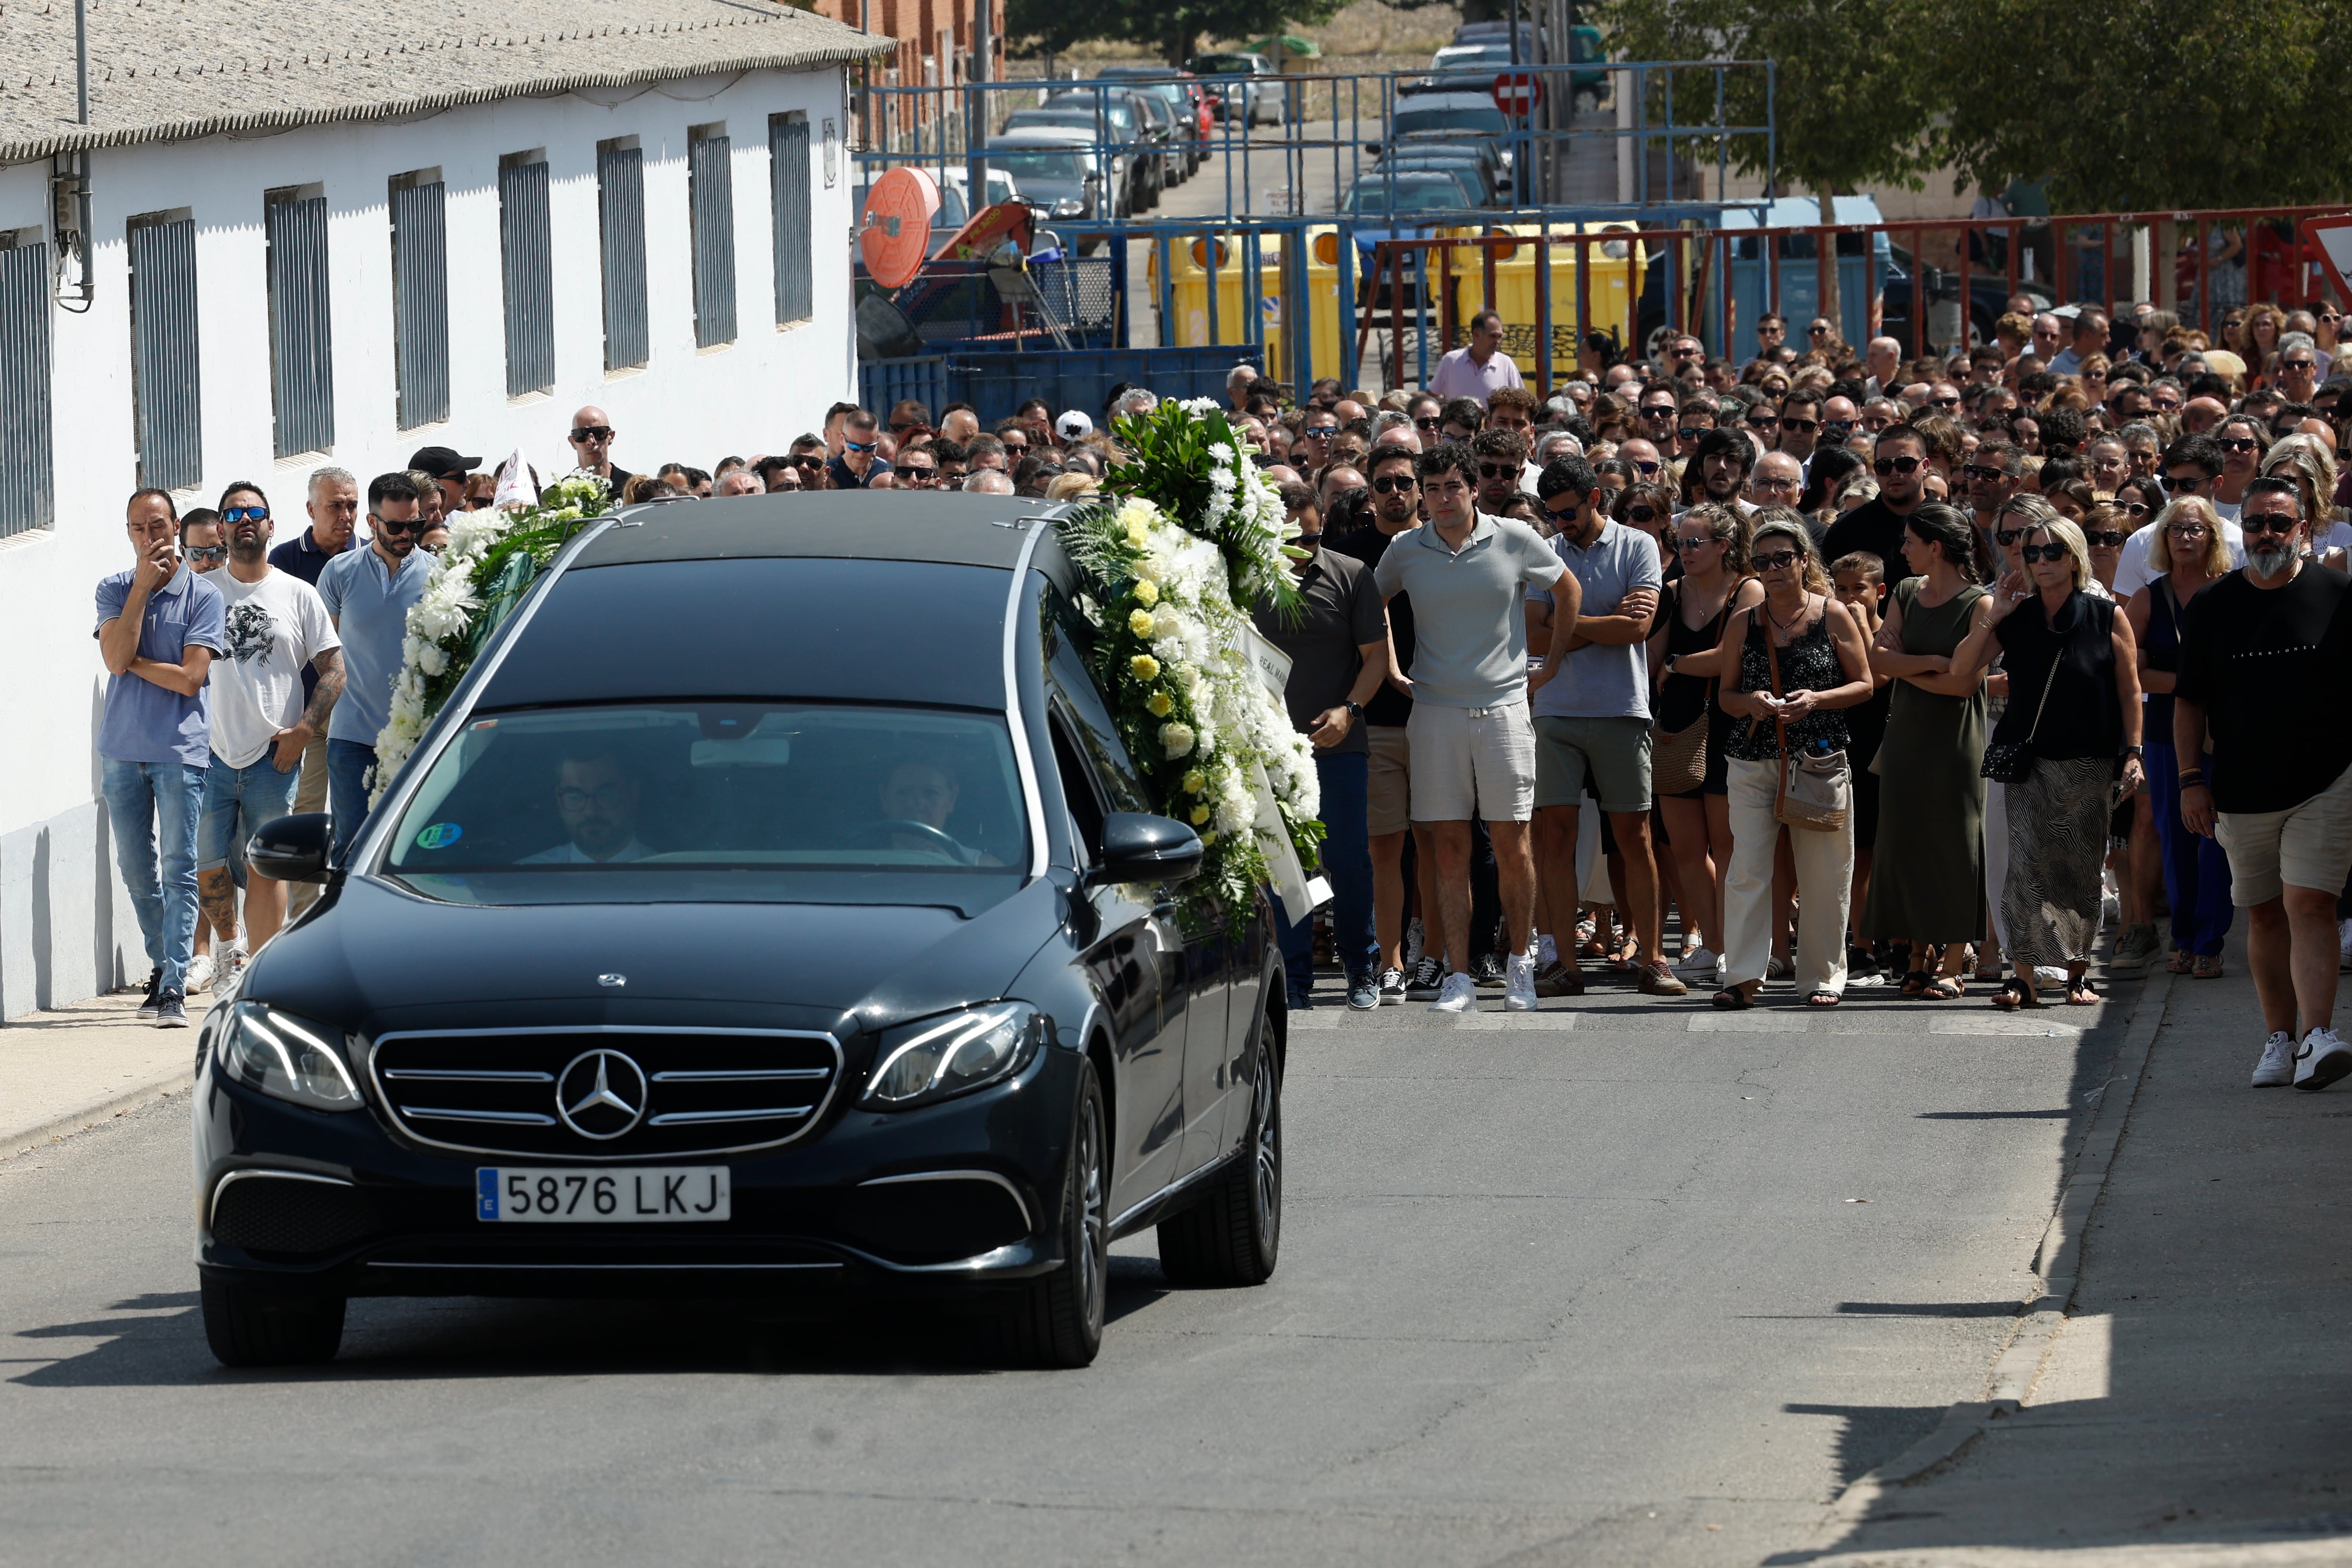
194, 1043, 1080, 1300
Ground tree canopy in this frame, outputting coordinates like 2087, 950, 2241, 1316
1005, 0, 1350, 67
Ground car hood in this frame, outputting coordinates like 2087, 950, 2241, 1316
245, 875, 1064, 1035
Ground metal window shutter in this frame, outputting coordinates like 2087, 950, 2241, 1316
390, 180, 451, 429
0, 239, 52, 537
690, 135, 738, 348
771, 118, 812, 325
128, 218, 201, 492
499, 161, 555, 397
598, 146, 649, 371
266, 195, 335, 458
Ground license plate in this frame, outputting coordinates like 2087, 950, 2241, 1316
477, 1167, 731, 1223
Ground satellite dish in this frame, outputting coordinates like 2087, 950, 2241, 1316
855, 292, 926, 361
860, 167, 941, 289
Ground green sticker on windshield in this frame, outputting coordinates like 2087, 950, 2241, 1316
416, 822, 463, 850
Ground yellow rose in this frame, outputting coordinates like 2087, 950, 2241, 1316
1182, 769, 1206, 794
1126, 523, 1150, 549
1131, 654, 1160, 680
1200, 830, 1217, 846
1147, 691, 1174, 717
1190, 803, 1212, 826
1129, 608, 1157, 637
1132, 578, 1160, 607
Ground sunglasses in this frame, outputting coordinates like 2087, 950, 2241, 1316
2086, 530, 2128, 547
845, 439, 877, 453
1962, 464, 2008, 483
2241, 514, 2300, 536
1781, 417, 1819, 433
1676, 428, 1710, 442
2217, 437, 2259, 453
184, 544, 226, 564
1808, 325, 1831, 336
2020, 542, 2071, 564
1821, 421, 1853, 439
1675, 533, 1716, 550
2283, 359, 2318, 372
1478, 462, 1518, 479
1873, 455, 1923, 476
1929, 396, 1961, 409
1995, 527, 2027, 546
221, 505, 270, 523
2123, 502, 2153, 516
1754, 549, 1801, 570
1543, 497, 1581, 519
1642, 406, 1676, 420
1747, 414, 1781, 429
789, 454, 825, 469
569, 426, 613, 441
1629, 460, 1661, 476
1413, 416, 1442, 431
1370, 474, 1417, 493
370, 513, 420, 536
1626, 505, 1659, 523
2167, 474, 2206, 491
2151, 397, 2181, 411
1305, 426, 1336, 440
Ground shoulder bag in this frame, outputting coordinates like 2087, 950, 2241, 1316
1651, 586, 1715, 797
1981, 652, 2059, 783
1763, 602, 1852, 833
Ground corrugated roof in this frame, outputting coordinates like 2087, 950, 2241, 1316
0, 0, 892, 164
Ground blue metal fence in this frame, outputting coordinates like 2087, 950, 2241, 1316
860, 345, 1262, 427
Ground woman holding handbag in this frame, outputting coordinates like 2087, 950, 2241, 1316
1649, 503, 1760, 982
1950, 515, 2145, 1008
1861, 504, 1992, 999
1711, 517, 1877, 1009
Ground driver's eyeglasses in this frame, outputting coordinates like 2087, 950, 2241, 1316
556, 785, 633, 812
1370, 474, 1417, 493
1754, 548, 1801, 570
569, 426, 613, 441
2020, 542, 2071, 564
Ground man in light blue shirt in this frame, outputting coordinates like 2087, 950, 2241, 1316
96, 489, 226, 1027
1526, 456, 1682, 998
317, 472, 430, 859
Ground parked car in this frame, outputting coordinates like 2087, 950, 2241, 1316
1375, 144, 1504, 206
1366, 159, 1489, 210
1096, 68, 1207, 175
1187, 51, 1283, 125
1384, 91, 1516, 181
194, 498, 1287, 1371
1006, 97, 1158, 212
986, 127, 1122, 233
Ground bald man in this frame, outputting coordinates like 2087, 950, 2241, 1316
566, 406, 635, 492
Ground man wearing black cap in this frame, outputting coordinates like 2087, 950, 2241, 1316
408, 445, 478, 517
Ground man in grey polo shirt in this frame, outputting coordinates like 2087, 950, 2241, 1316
317, 472, 430, 859
1526, 457, 1682, 998
1373, 441, 1580, 1014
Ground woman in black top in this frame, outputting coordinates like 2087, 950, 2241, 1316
1951, 516, 2145, 1007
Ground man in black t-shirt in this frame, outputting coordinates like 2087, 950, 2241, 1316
2176, 477, 2352, 1091
1332, 446, 1439, 1003
1823, 425, 1928, 585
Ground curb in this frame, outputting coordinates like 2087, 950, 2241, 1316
0, 1068, 195, 1162
1821, 966, 2176, 1531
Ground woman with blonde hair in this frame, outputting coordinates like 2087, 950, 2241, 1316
1042, 471, 1100, 503
2260, 434, 2349, 562
1949, 512, 2144, 1007
2124, 496, 2234, 977
1709, 515, 1876, 1007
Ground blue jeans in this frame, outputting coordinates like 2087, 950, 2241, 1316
199, 752, 304, 871
327, 738, 380, 865
1279, 750, 1378, 995
100, 757, 206, 995
2146, 740, 2233, 956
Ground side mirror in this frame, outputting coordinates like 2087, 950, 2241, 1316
249, 813, 335, 884
1087, 812, 1205, 886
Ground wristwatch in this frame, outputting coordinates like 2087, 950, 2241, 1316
1663, 652, 1681, 676
1345, 700, 1363, 721
2122, 745, 2144, 759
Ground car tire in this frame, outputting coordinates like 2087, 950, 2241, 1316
1003, 1062, 1108, 1369
1156, 1007, 1280, 1288
200, 1277, 346, 1367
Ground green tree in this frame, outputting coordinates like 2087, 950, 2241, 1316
1005, 0, 1348, 67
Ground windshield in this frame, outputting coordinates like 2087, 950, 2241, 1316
1190, 55, 1259, 75
386, 703, 1029, 898
1392, 105, 1509, 138
993, 150, 1088, 184
1035, 97, 1138, 132
1348, 176, 1464, 214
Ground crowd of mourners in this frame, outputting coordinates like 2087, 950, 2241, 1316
91, 292, 2352, 1094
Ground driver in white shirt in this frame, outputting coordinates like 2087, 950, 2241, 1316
521, 753, 653, 864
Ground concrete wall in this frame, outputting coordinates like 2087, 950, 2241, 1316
0, 65, 857, 1019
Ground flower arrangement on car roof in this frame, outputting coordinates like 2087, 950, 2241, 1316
369, 472, 614, 801
1057, 397, 1324, 924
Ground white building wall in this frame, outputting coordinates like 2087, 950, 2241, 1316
0, 66, 856, 1019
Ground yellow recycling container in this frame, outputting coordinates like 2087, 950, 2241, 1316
1152, 229, 1348, 384
1436, 223, 1648, 380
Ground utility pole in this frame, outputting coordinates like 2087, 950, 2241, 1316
966, 0, 991, 216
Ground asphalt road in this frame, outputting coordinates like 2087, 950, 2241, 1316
0, 974, 2143, 1565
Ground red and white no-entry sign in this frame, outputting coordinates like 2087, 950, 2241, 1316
2301, 214, 2352, 306
1492, 71, 1544, 116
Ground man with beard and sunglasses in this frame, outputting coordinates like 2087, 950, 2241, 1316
1823, 426, 1930, 585
2176, 477, 2352, 1091
316, 472, 430, 860
198, 482, 343, 957
1472, 429, 1531, 514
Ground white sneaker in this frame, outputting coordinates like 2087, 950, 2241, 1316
2252, 1031, 2297, 1088
2339, 919, 2352, 971
2294, 1026, 2352, 1092
185, 953, 214, 994
1536, 932, 1558, 968
1504, 954, 1539, 1011
1429, 973, 1477, 1013
221, 940, 248, 976
1675, 945, 1718, 977
1403, 917, 1426, 969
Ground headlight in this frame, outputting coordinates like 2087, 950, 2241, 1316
1052, 197, 1085, 217
861, 1003, 1043, 1110
217, 1001, 364, 1112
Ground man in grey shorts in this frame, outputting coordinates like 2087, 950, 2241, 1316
1373, 441, 1580, 1014
1526, 456, 1682, 996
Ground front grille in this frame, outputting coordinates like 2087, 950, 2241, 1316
211, 1175, 379, 1256
368, 1028, 844, 1159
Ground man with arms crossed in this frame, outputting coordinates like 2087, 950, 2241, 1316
1373, 442, 1580, 1013
2177, 477, 2352, 1090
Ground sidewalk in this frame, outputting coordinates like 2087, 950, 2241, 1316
1802, 923, 2352, 1564
0, 990, 199, 1158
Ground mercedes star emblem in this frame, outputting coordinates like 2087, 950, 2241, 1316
555, 1049, 649, 1139
597, 973, 627, 987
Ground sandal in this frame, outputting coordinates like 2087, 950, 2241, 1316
1805, 989, 1841, 1007
1711, 983, 1757, 1010
1899, 969, 1931, 999
2192, 954, 2224, 979
1923, 976, 1965, 1001
2067, 978, 2099, 1005
1991, 979, 2040, 1010
2168, 948, 2194, 974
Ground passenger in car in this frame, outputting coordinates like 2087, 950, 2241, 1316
520, 751, 654, 864
879, 760, 1000, 866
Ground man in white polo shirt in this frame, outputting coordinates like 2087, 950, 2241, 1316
1429, 310, 1525, 402
1373, 441, 1580, 1013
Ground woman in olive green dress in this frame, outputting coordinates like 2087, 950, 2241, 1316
1862, 504, 1992, 998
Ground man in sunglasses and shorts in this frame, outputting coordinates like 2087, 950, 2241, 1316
1823, 425, 1930, 585
316, 473, 431, 860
